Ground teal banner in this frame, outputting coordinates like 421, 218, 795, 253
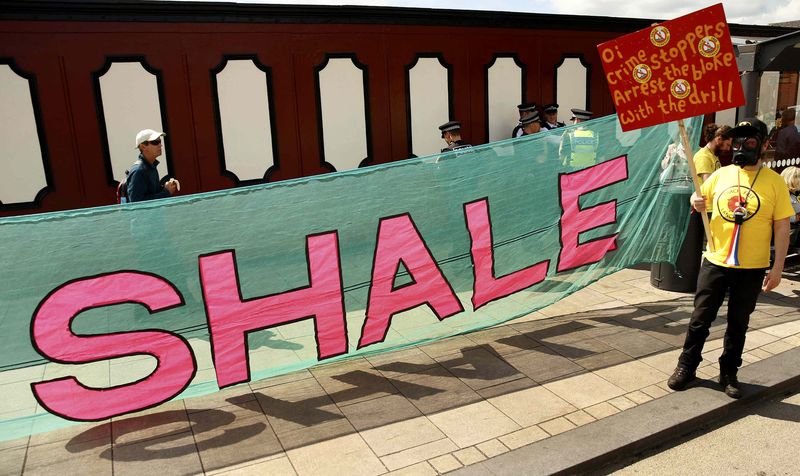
0, 114, 701, 440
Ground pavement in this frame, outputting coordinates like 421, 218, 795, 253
605, 378, 800, 474
2, 263, 799, 476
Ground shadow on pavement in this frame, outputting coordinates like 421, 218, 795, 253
61, 289, 799, 468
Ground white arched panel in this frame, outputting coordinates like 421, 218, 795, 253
215, 59, 275, 182
409, 57, 450, 157
487, 57, 523, 142
0, 64, 48, 205
318, 57, 368, 171
98, 61, 167, 182
556, 57, 588, 124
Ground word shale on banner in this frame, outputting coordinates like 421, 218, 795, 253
0, 113, 703, 441
597, 3, 744, 131
29, 158, 626, 422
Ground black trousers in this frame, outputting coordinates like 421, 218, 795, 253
677, 259, 765, 375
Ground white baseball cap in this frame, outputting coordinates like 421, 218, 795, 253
135, 129, 165, 148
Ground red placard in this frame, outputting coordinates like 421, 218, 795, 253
597, 4, 744, 132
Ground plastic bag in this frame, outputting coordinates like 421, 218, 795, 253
659, 142, 693, 194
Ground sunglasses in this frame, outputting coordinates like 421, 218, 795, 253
732, 137, 758, 151
145, 139, 162, 146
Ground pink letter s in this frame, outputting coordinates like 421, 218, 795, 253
31, 272, 195, 421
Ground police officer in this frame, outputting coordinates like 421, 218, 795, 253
439, 121, 472, 152
560, 108, 598, 169
512, 102, 537, 138
570, 108, 593, 125
541, 103, 565, 130
520, 111, 542, 136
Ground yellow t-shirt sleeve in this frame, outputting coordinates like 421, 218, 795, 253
693, 148, 717, 179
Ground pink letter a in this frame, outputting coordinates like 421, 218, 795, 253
358, 213, 463, 349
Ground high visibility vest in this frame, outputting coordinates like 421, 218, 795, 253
567, 129, 598, 167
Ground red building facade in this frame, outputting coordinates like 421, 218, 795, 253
0, 1, 792, 216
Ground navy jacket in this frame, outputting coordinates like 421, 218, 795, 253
126, 154, 170, 202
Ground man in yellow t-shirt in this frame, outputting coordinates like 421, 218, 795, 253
693, 124, 731, 184
668, 118, 793, 399
687, 125, 731, 251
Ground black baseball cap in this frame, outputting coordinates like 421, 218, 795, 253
730, 117, 767, 139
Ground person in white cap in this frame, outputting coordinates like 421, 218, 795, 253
127, 129, 179, 202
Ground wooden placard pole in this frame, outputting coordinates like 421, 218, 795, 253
677, 118, 715, 252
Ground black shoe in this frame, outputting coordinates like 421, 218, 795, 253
719, 374, 742, 399
667, 367, 696, 391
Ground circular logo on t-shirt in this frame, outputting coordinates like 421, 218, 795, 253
650, 26, 670, 47
716, 186, 761, 222
698, 36, 721, 57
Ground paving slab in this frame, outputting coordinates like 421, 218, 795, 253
451, 346, 800, 475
